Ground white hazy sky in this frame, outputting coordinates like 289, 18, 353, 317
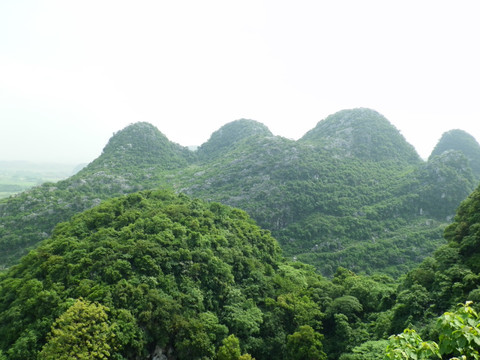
1, 0, 479, 164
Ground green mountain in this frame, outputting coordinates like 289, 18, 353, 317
429, 129, 480, 178
335, 183, 480, 360
177, 109, 475, 276
0, 189, 331, 359
0, 109, 476, 278
1, 184, 479, 359
416, 149, 476, 220
0, 189, 408, 360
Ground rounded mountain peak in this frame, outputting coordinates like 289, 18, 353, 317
198, 119, 273, 160
300, 108, 420, 163
429, 129, 480, 178
86, 122, 193, 171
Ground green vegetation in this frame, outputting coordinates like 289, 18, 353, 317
197, 119, 273, 161
2, 189, 390, 359
385, 301, 480, 360
38, 298, 116, 360
178, 109, 475, 276
333, 183, 480, 359
0, 122, 193, 265
379, 185, 480, 336
1, 109, 477, 279
0, 169, 480, 358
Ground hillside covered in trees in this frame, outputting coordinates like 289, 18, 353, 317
0, 189, 396, 359
1, 108, 478, 277
1, 184, 480, 359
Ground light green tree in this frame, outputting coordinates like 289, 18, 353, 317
385, 301, 480, 360
216, 334, 255, 360
38, 298, 116, 360
216, 334, 241, 360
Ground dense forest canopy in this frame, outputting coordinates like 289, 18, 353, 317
0, 189, 379, 359
1, 185, 480, 359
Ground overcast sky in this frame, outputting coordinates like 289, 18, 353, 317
1, 1, 479, 164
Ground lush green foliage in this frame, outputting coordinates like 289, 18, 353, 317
300, 108, 421, 163
2, 176, 480, 358
38, 298, 116, 360
383, 185, 480, 334
0, 190, 337, 359
385, 301, 480, 360
286, 325, 326, 360
178, 109, 475, 276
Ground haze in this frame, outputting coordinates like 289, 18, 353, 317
1, 0, 479, 164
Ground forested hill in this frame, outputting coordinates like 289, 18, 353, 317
2, 186, 480, 359
0, 189, 398, 360
335, 183, 480, 359
0, 108, 477, 277
429, 129, 480, 179
0, 190, 301, 359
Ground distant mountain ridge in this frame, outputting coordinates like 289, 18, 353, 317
429, 129, 480, 178
0, 108, 477, 277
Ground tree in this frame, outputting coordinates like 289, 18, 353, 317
286, 325, 327, 360
216, 334, 255, 360
385, 301, 480, 360
437, 301, 480, 359
38, 298, 116, 360
384, 329, 439, 360
216, 335, 241, 360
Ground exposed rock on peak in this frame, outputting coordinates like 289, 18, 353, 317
300, 108, 420, 163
